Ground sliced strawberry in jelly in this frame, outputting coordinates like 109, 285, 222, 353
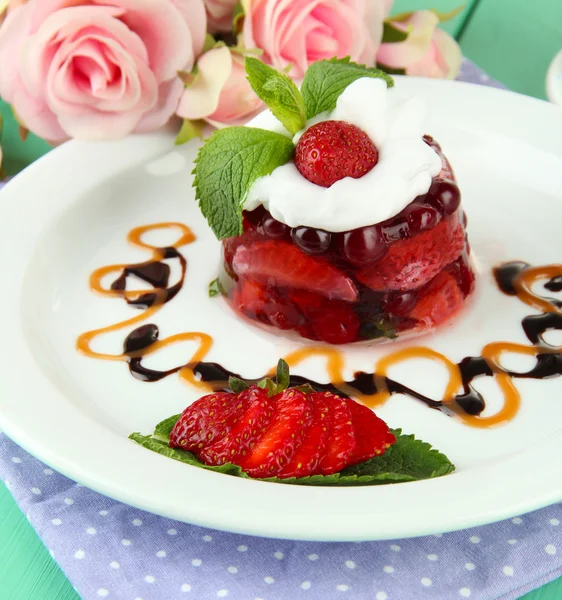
345, 399, 396, 465
357, 215, 465, 292
410, 271, 464, 327
232, 241, 358, 302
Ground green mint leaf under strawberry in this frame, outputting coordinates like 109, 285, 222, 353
245, 57, 307, 135
193, 127, 294, 239
129, 360, 454, 486
301, 57, 394, 120
129, 427, 453, 486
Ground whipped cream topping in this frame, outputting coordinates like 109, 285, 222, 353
244, 78, 442, 232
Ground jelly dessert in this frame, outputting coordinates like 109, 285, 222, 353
194, 58, 476, 344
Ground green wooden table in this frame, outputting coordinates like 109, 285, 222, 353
1, 1, 561, 598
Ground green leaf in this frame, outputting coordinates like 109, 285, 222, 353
130, 428, 455, 486
193, 127, 294, 240
257, 377, 277, 396
175, 119, 205, 146
301, 57, 394, 120
202, 33, 217, 53
376, 62, 407, 76
245, 57, 306, 135
229, 376, 249, 394
432, 5, 465, 22
275, 359, 290, 392
153, 414, 181, 440
382, 21, 410, 43
233, 0, 245, 35
208, 278, 225, 298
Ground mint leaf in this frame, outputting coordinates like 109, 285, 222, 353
193, 127, 294, 240
208, 278, 224, 298
154, 414, 181, 439
340, 429, 455, 482
130, 427, 454, 486
301, 57, 394, 120
245, 57, 306, 135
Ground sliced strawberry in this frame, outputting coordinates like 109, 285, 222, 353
318, 393, 356, 475
345, 399, 396, 465
239, 389, 314, 478
170, 391, 244, 451
410, 271, 464, 327
233, 280, 269, 322
278, 392, 332, 478
232, 241, 358, 303
357, 215, 465, 292
199, 387, 275, 466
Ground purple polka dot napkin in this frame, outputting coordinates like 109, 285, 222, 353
4, 62, 559, 600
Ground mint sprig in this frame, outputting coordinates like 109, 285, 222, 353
129, 425, 454, 486
301, 57, 394, 119
193, 127, 294, 239
245, 57, 307, 135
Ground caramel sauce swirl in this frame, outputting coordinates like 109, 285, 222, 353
77, 225, 562, 429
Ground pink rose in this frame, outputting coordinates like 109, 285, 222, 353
377, 10, 462, 79
204, 0, 237, 33
242, 0, 385, 79
177, 45, 263, 127
0, 0, 207, 141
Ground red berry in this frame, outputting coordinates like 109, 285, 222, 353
312, 302, 360, 344
239, 389, 313, 478
341, 225, 387, 267
410, 271, 464, 327
291, 227, 331, 255
199, 387, 275, 466
357, 215, 465, 292
381, 216, 411, 243
404, 204, 441, 233
427, 179, 461, 216
382, 290, 418, 316
295, 121, 378, 188
232, 240, 358, 302
259, 214, 290, 239
243, 206, 266, 229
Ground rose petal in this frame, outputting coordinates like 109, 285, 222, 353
176, 44, 232, 120
376, 10, 439, 68
135, 77, 184, 132
432, 27, 462, 79
12, 87, 67, 141
104, 0, 194, 78
169, 0, 207, 56
0, 4, 33, 103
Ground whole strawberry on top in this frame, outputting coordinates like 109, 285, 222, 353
194, 58, 476, 344
169, 359, 395, 479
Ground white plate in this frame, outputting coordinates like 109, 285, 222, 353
1, 78, 562, 542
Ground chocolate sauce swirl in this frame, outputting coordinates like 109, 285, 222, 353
78, 223, 562, 429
